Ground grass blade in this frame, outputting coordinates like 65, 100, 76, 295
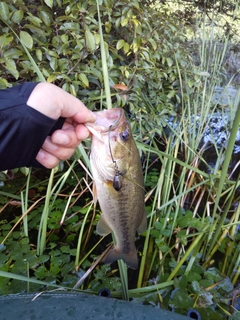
96, 0, 112, 109
37, 169, 55, 255
0, 271, 81, 292
205, 102, 240, 257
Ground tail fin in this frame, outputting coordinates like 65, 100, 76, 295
103, 246, 138, 269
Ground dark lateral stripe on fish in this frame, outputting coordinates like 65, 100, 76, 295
86, 108, 147, 269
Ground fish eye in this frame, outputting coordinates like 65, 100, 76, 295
120, 130, 129, 142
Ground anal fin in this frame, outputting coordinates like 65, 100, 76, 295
96, 215, 112, 236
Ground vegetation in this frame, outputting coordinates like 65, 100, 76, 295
0, 0, 239, 319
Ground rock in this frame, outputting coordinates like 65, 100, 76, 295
212, 86, 238, 106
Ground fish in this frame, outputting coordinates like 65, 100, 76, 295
85, 108, 147, 269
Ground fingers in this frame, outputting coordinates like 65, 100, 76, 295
35, 137, 76, 169
27, 82, 96, 169
51, 123, 90, 145
36, 149, 61, 169
27, 83, 96, 123
41, 136, 76, 159
35, 123, 90, 168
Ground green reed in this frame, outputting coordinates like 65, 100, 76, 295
0, 5, 239, 317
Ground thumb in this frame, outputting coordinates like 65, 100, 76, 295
27, 83, 95, 123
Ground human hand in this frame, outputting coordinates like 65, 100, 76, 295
27, 82, 95, 168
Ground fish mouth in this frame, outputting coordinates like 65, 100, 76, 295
85, 108, 125, 139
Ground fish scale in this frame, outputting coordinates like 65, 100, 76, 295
86, 108, 147, 269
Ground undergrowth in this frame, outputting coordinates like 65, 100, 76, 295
0, 1, 239, 319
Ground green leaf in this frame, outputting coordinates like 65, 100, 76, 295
5, 59, 19, 79
50, 57, 57, 70
26, 15, 42, 27
69, 84, 77, 96
36, 49, 42, 61
115, 17, 121, 28
85, 29, 95, 52
79, 73, 89, 88
116, 39, 125, 50
47, 74, 57, 82
40, 10, 51, 26
105, 21, 111, 33
60, 34, 68, 43
44, 0, 53, 8
132, 38, 141, 53
154, 221, 162, 230
0, 34, 13, 49
123, 42, 130, 53
20, 31, 33, 49
170, 288, 194, 309
148, 38, 157, 51
141, 50, 150, 60
166, 57, 173, 67
229, 313, 240, 320
121, 17, 128, 27
0, 2, 9, 20
11, 10, 24, 23
187, 272, 202, 282
4, 48, 22, 59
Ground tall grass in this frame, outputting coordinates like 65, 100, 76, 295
134, 11, 240, 302
0, 4, 239, 316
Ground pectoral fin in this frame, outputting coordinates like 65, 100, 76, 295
137, 211, 147, 234
96, 215, 112, 236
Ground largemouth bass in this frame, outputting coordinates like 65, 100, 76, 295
86, 108, 147, 269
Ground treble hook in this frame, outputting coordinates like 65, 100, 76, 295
108, 125, 123, 191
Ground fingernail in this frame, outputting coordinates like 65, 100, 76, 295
89, 111, 97, 122
36, 149, 46, 160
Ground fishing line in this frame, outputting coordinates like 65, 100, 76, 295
108, 125, 123, 191
108, 125, 145, 192
108, 125, 116, 168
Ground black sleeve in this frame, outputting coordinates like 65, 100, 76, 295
0, 82, 65, 170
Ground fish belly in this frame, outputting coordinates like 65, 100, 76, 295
94, 165, 146, 269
